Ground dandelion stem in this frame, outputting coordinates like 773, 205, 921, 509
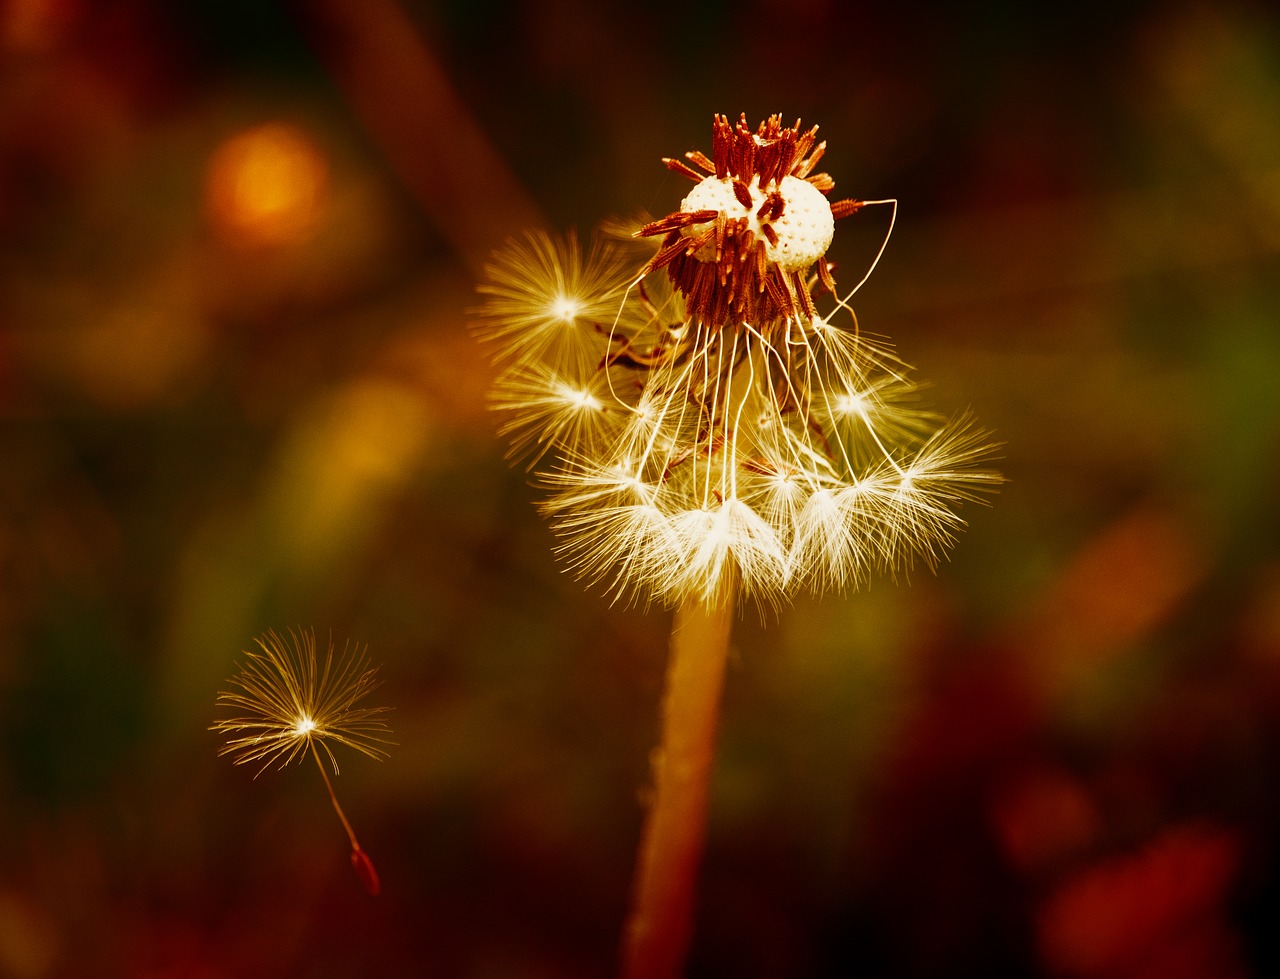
620, 593, 735, 979
310, 740, 361, 854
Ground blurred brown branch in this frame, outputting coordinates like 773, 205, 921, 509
287, 0, 545, 271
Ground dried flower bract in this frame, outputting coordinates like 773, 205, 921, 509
476, 113, 1000, 608
636, 112, 858, 326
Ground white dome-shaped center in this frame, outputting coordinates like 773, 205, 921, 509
679, 174, 833, 272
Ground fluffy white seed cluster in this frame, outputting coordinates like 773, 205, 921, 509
475, 228, 998, 609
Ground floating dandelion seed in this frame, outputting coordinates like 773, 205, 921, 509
476, 112, 1000, 610
212, 628, 393, 895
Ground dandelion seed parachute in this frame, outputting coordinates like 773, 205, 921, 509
475, 113, 1000, 607
212, 628, 393, 775
474, 230, 643, 375
212, 628, 394, 895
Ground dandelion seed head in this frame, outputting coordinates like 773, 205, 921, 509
473, 113, 1001, 608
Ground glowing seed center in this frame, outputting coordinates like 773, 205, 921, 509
549, 295, 581, 321
294, 716, 317, 735
834, 392, 869, 418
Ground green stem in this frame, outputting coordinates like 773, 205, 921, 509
620, 594, 735, 979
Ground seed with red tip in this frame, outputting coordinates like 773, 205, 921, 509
352, 847, 381, 896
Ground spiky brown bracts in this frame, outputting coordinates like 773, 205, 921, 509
636, 113, 865, 327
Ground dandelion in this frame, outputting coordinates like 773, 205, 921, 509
474, 113, 1000, 979
477, 113, 999, 610
212, 628, 394, 895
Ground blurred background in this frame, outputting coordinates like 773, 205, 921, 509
2, 0, 1279, 975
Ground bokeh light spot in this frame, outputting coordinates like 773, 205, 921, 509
204, 122, 330, 247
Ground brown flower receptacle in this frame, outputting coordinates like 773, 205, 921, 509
636, 113, 864, 327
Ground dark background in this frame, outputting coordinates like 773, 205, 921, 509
2, 1, 1279, 976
